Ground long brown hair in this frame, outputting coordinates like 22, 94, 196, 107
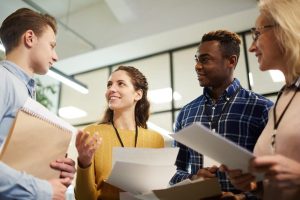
100, 66, 150, 128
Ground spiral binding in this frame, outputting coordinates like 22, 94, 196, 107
20, 107, 72, 134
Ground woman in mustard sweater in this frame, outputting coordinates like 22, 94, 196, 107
75, 66, 164, 200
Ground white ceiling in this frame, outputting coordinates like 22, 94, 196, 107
0, 0, 258, 74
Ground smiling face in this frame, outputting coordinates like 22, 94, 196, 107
195, 40, 234, 89
105, 70, 142, 113
249, 13, 285, 72
29, 25, 58, 75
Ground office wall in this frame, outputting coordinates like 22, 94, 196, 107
57, 8, 283, 172
61, 31, 283, 172
59, 31, 283, 139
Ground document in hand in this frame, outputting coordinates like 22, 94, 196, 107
170, 122, 254, 173
120, 178, 221, 200
152, 177, 221, 200
109, 147, 222, 200
0, 97, 76, 179
107, 147, 178, 195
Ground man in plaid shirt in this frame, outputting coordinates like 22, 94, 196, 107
170, 30, 273, 199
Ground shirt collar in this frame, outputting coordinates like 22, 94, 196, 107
203, 78, 241, 102
1, 60, 36, 98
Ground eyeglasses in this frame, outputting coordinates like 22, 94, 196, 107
250, 25, 276, 41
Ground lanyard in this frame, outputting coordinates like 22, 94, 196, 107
271, 78, 300, 151
112, 122, 138, 147
205, 86, 241, 131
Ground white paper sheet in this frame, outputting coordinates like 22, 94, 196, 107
170, 122, 254, 172
107, 147, 179, 195
120, 192, 159, 200
120, 192, 142, 200
108, 162, 176, 195
112, 147, 179, 167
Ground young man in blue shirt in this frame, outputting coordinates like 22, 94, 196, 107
170, 30, 273, 199
0, 8, 76, 200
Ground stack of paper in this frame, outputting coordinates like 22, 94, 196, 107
107, 147, 178, 195
120, 178, 221, 200
107, 147, 222, 200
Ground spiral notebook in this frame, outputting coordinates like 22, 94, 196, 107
0, 97, 76, 180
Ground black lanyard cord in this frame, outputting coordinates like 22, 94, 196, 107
112, 121, 138, 147
271, 77, 300, 150
273, 87, 299, 130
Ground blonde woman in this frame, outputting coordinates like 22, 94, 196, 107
224, 0, 300, 199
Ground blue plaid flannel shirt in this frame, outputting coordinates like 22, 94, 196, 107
170, 79, 273, 194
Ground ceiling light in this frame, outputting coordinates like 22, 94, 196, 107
269, 70, 285, 82
0, 42, 5, 52
0, 40, 87, 94
148, 88, 182, 104
58, 106, 87, 119
47, 67, 89, 94
248, 72, 254, 86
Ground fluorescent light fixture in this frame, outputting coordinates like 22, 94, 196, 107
147, 121, 173, 139
0, 40, 87, 94
0, 43, 5, 52
269, 70, 285, 82
148, 87, 182, 104
248, 72, 254, 87
58, 106, 87, 119
47, 67, 89, 94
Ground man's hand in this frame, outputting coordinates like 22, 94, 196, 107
50, 157, 76, 187
220, 164, 256, 192
48, 178, 69, 200
192, 165, 218, 180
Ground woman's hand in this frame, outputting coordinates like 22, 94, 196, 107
250, 154, 300, 189
76, 130, 102, 168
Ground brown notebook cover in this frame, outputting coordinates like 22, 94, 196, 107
0, 109, 72, 180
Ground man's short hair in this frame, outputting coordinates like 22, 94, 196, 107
201, 30, 241, 60
0, 8, 57, 53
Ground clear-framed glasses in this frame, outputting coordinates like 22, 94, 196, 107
250, 25, 276, 41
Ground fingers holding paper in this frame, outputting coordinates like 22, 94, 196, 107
250, 154, 300, 189
76, 130, 102, 168
220, 164, 256, 192
192, 165, 218, 180
50, 157, 76, 186
48, 178, 69, 200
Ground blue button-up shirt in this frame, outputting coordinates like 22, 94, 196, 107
0, 60, 52, 200
170, 79, 273, 193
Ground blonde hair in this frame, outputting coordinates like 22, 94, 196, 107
259, 0, 300, 84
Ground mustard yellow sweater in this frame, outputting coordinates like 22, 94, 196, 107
75, 124, 164, 200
